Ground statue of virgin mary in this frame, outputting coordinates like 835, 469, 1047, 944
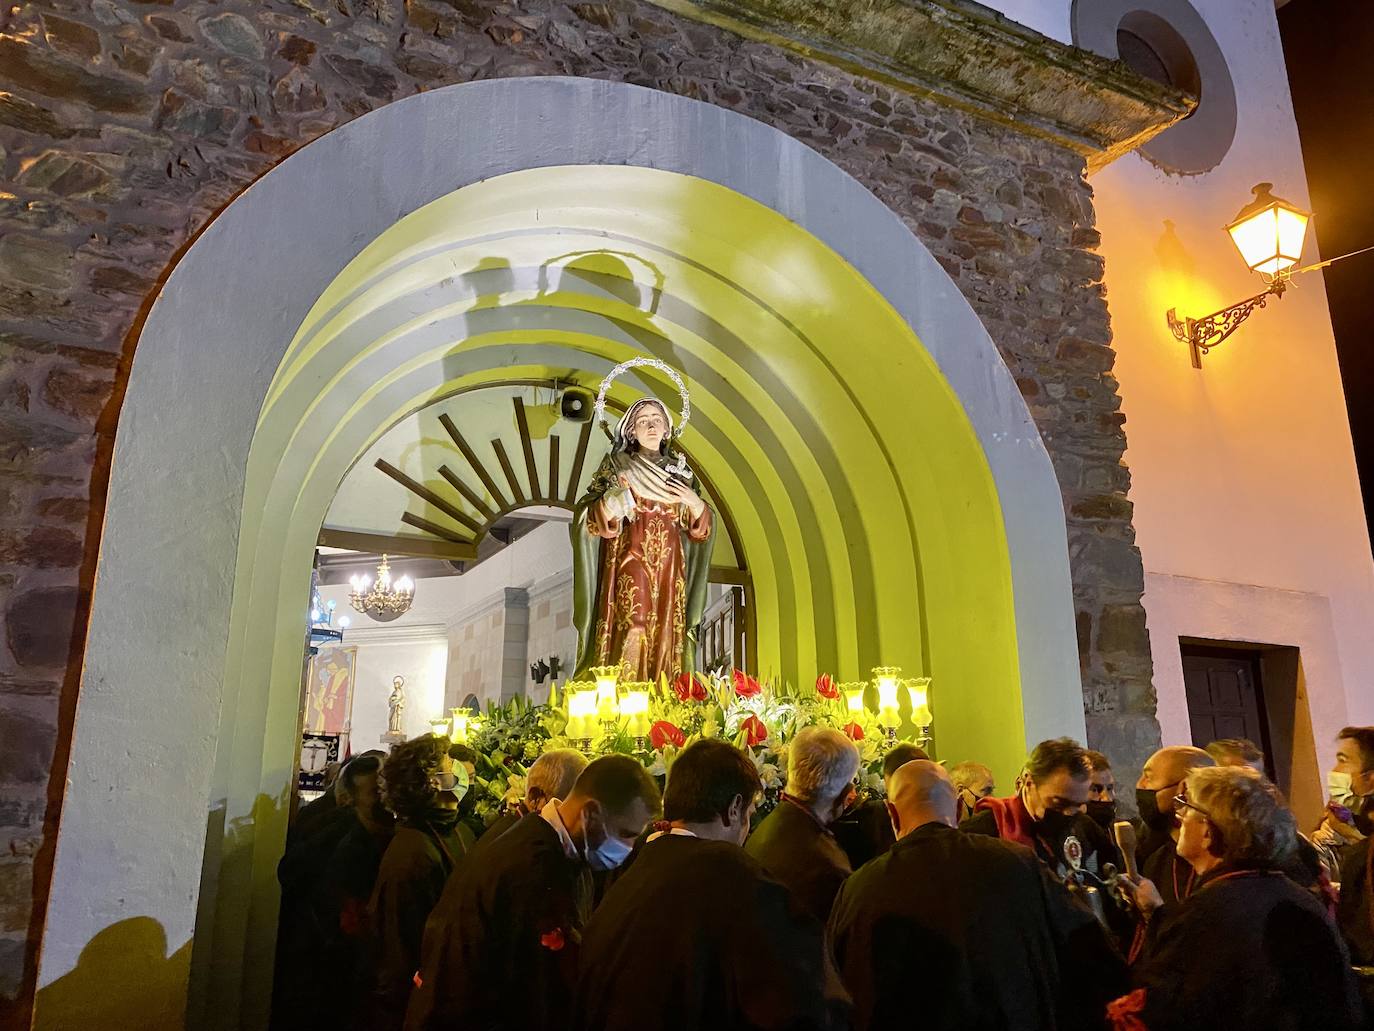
571, 397, 715, 682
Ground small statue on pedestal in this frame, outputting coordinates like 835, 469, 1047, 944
382, 675, 407, 745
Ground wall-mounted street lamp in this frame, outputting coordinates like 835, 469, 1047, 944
1167, 183, 1373, 368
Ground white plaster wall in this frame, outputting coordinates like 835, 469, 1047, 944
317, 521, 573, 723
1086, 0, 1374, 777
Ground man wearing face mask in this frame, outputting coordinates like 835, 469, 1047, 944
746, 727, 861, 922
1131, 746, 1215, 911
831, 760, 1126, 1031
832, 742, 929, 870
1315, 727, 1374, 863
366, 736, 476, 1029
574, 739, 849, 1031
962, 738, 1104, 880
950, 760, 996, 825
404, 754, 660, 1031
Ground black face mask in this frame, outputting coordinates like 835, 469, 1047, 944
1036, 808, 1080, 847
1136, 787, 1173, 832
1086, 800, 1116, 829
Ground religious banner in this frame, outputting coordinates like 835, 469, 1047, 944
303, 645, 357, 736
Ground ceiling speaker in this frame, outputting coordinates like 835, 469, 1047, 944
560, 389, 593, 422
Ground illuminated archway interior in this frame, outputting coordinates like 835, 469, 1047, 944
43, 77, 1081, 1031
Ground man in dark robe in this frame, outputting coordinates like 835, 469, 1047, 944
365, 738, 475, 1030
271, 752, 387, 1029
1337, 835, 1374, 1015
829, 760, 1125, 1031
746, 726, 860, 922
470, 748, 588, 863
831, 743, 927, 870
1132, 745, 1216, 905
404, 754, 660, 1031
963, 737, 1110, 881
574, 739, 849, 1031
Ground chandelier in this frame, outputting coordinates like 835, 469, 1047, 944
349, 554, 414, 623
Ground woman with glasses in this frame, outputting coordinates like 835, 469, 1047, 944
1109, 765, 1360, 1030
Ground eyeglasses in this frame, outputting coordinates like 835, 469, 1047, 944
1172, 794, 1214, 821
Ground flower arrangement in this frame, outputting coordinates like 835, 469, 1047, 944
457, 670, 904, 828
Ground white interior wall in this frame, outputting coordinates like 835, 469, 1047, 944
316, 520, 573, 739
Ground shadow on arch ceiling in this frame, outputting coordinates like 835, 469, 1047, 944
321, 378, 746, 576
264, 164, 1015, 695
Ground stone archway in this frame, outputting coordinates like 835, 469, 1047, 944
38, 76, 1080, 1029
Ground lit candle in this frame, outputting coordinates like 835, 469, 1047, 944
591, 666, 620, 722
449, 709, 470, 744
568, 687, 597, 741
907, 677, 933, 731
618, 687, 651, 738
844, 684, 866, 714
429, 717, 450, 739
873, 666, 902, 729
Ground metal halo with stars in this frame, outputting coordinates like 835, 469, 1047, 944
593, 356, 692, 440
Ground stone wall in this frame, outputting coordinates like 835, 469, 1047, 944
0, 0, 1154, 1019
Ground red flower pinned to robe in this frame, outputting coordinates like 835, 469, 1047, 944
741, 715, 768, 746
815, 673, 838, 699
649, 720, 686, 750
672, 673, 707, 702
843, 722, 864, 741
732, 669, 762, 697
540, 927, 566, 952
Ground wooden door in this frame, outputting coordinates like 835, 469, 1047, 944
1182, 647, 1273, 776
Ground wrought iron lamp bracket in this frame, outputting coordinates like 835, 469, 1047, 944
1167, 276, 1288, 369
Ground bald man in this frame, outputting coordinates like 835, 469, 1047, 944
827, 762, 1125, 1031
1135, 746, 1215, 860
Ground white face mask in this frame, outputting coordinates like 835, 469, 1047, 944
1329, 770, 1355, 803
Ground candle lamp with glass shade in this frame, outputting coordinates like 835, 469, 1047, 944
429, 716, 451, 739
871, 667, 904, 743
617, 685, 652, 749
566, 684, 598, 751
590, 665, 621, 738
448, 709, 471, 745
1165, 182, 1373, 369
907, 677, 934, 750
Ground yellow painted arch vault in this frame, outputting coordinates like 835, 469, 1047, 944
254, 165, 1023, 778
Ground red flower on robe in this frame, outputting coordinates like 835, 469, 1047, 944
815, 673, 838, 699
741, 715, 768, 746
540, 927, 566, 952
672, 673, 707, 702
732, 669, 762, 697
843, 722, 864, 741
649, 720, 686, 750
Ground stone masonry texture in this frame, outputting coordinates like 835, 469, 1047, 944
0, 0, 1156, 1021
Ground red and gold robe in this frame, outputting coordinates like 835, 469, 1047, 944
578, 452, 712, 682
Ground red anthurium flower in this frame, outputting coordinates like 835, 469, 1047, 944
741, 715, 768, 746
733, 669, 762, 698
673, 673, 708, 702
843, 722, 864, 741
540, 927, 566, 952
649, 720, 686, 750
815, 673, 838, 699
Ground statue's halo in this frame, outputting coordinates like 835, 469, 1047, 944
594, 356, 692, 439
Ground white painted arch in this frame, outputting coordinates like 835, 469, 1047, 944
38, 77, 1081, 1029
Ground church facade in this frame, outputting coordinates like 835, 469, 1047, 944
0, 0, 1367, 1027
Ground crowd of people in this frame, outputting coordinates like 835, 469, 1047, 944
271, 722, 1374, 1030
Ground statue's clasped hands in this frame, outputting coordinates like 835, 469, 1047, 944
664, 477, 706, 520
